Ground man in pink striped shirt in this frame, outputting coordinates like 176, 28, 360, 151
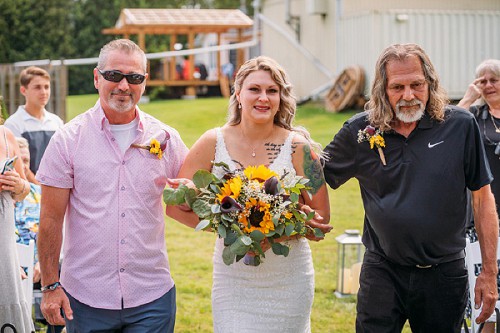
36, 39, 188, 332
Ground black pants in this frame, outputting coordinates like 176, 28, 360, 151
356, 251, 468, 333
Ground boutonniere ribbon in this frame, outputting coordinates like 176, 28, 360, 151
131, 130, 170, 159
357, 125, 386, 165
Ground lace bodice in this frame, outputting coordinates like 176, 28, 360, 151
212, 127, 296, 178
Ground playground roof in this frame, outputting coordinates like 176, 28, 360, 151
102, 8, 253, 35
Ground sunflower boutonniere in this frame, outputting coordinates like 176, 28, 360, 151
357, 125, 386, 165
131, 130, 170, 159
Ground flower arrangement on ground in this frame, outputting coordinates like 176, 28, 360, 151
163, 163, 324, 266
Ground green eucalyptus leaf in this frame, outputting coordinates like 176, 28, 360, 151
230, 237, 250, 256
299, 177, 310, 185
213, 161, 230, 170
272, 214, 280, 226
240, 235, 253, 246
290, 192, 299, 203
314, 228, 325, 238
292, 210, 304, 221
285, 224, 296, 236
271, 242, 287, 256
253, 241, 265, 256
209, 184, 221, 194
192, 200, 211, 218
222, 246, 236, 265
195, 219, 211, 231
252, 256, 262, 266
282, 245, 290, 257
221, 214, 234, 223
306, 210, 316, 221
218, 224, 227, 238
211, 204, 221, 214
193, 170, 215, 188
249, 230, 265, 242
266, 230, 276, 237
163, 186, 187, 205
184, 188, 197, 207
275, 224, 285, 236
224, 231, 238, 246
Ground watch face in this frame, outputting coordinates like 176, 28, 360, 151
42, 282, 60, 292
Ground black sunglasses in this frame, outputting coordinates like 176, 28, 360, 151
97, 69, 146, 85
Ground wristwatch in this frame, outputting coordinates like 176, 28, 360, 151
41, 281, 62, 293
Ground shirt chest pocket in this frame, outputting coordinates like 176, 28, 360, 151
131, 150, 167, 195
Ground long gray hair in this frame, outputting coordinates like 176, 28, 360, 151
227, 56, 323, 154
366, 43, 449, 131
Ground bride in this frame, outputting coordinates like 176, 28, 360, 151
166, 56, 331, 332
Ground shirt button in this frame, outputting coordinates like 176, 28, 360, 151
120, 268, 125, 272
121, 213, 125, 217
121, 186, 125, 191
120, 239, 125, 244
122, 161, 125, 165
111, 138, 116, 141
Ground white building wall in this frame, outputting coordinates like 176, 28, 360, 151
338, 10, 500, 99
260, 0, 500, 100
260, 0, 335, 101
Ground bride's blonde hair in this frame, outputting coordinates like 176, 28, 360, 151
227, 56, 323, 155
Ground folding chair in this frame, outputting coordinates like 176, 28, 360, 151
15, 240, 35, 306
465, 238, 500, 332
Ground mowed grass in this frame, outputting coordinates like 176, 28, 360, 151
67, 95, 367, 332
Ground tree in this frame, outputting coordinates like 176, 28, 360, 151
0, 0, 73, 63
0, 0, 254, 94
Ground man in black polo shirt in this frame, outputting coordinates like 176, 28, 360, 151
324, 43, 499, 332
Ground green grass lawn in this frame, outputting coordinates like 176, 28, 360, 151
67, 95, 367, 332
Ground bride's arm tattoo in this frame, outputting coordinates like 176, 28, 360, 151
302, 145, 325, 194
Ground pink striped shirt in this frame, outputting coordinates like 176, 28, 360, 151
37, 101, 188, 309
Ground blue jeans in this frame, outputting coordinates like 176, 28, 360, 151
356, 251, 468, 333
64, 286, 176, 333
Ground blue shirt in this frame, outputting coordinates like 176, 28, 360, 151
15, 183, 41, 263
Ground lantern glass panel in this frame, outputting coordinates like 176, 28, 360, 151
335, 229, 363, 297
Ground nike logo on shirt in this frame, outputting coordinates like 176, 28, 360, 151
428, 141, 444, 148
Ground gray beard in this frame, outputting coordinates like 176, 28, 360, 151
395, 100, 425, 123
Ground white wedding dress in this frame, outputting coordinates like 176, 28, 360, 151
211, 127, 314, 333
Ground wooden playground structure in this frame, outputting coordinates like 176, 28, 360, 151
102, 8, 254, 98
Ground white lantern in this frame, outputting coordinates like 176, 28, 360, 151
335, 229, 364, 298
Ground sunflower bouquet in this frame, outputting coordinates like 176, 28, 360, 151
163, 163, 324, 266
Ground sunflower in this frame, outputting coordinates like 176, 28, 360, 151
243, 165, 278, 183
217, 176, 242, 202
239, 198, 275, 234
148, 139, 163, 159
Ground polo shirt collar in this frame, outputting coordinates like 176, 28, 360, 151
416, 111, 434, 130
19, 105, 49, 123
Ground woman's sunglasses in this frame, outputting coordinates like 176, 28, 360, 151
98, 69, 146, 85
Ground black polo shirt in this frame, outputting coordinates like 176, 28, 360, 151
324, 106, 493, 266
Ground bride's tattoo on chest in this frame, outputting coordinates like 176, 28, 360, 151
265, 142, 283, 163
